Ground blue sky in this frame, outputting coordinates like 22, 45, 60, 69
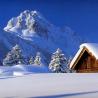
0, 0, 98, 42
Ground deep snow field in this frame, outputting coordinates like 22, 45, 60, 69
0, 64, 49, 77
0, 73, 98, 98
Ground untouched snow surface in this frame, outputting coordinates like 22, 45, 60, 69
0, 73, 98, 98
0, 64, 49, 76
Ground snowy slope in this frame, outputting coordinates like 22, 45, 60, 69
0, 64, 49, 76
0, 73, 98, 98
1, 10, 85, 65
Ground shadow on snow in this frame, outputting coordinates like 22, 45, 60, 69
30, 90, 98, 98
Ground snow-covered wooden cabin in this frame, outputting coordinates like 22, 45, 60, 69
70, 43, 98, 73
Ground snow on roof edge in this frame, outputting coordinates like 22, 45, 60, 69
81, 43, 98, 59
70, 43, 98, 69
70, 46, 83, 68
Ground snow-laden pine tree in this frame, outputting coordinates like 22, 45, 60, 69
3, 44, 25, 66
29, 56, 34, 65
34, 52, 42, 65
49, 48, 70, 73
12, 44, 25, 64
3, 52, 13, 66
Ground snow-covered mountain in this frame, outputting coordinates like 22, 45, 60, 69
0, 10, 85, 65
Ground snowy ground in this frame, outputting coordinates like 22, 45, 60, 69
0, 73, 98, 98
0, 64, 49, 77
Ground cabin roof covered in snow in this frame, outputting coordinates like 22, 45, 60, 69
70, 43, 98, 68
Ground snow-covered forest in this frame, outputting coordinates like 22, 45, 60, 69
0, 10, 85, 77
1, 44, 71, 74
0, 10, 85, 66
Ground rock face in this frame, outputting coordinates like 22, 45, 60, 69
0, 10, 85, 65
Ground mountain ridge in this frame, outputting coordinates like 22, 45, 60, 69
0, 10, 85, 65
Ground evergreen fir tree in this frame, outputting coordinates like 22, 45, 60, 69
29, 56, 34, 65
3, 44, 25, 66
3, 52, 13, 66
49, 48, 69, 73
12, 44, 24, 64
34, 52, 41, 65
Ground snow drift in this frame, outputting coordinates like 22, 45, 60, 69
0, 64, 49, 76
0, 73, 98, 98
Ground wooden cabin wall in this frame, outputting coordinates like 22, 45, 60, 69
75, 51, 98, 73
